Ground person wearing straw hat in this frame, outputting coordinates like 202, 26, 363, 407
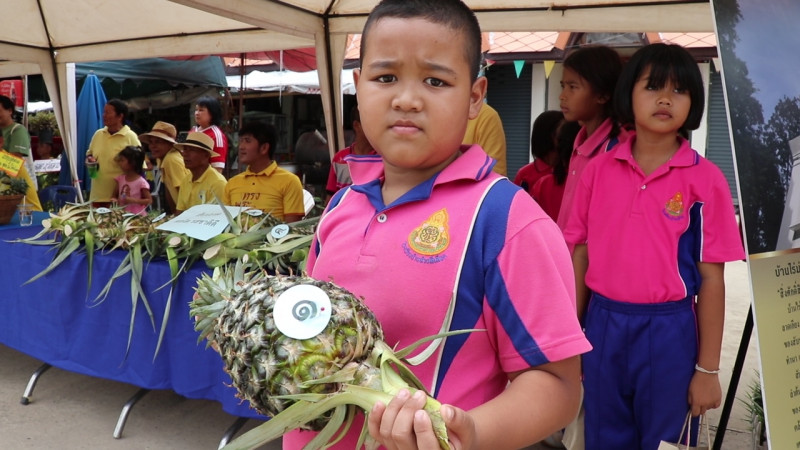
139, 121, 189, 213
174, 131, 226, 214
222, 121, 305, 222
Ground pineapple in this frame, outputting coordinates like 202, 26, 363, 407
0, 171, 28, 195
191, 264, 458, 450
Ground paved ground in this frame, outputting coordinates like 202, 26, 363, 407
0, 261, 760, 449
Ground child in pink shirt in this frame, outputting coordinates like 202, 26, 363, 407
564, 43, 745, 449
112, 145, 152, 215
532, 120, 581, 221
556, 45, 628, 232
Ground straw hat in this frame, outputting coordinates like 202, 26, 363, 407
139, 121, 177, 145
175, 131, 219, 157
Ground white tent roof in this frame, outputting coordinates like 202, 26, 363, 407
176, 0, 714, 151
227, 69, 356, 95
2, 0, 713, 188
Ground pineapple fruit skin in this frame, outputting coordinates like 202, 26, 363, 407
193, 272, 384, 431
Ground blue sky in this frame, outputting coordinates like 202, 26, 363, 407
727, 0, 800, 118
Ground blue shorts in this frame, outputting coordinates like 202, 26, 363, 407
583, 293, 699, 450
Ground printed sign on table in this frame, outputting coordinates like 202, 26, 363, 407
155, 204, 248, 241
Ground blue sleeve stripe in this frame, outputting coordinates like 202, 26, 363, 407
677, 201, 704, 297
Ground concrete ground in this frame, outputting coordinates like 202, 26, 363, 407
0, 261, 760, 449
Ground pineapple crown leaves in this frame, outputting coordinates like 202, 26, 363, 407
0, 171, 28, 195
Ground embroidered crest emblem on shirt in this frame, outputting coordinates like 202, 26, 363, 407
664, 191, 684, 219
407, 209, 450, 256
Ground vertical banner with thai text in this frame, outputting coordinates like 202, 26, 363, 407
712, 0, 800, 447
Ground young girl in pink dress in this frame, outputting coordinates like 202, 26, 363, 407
112, 145, 152, 215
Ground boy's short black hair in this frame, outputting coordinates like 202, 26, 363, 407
107, 98, 129, 120
613, 43, 705, 134
196, 96, 223, 127
360, 0, 482, 82
239, 121, 278, 159
563, 46, 623, 118
530, 110, 564, 160
115, 145, 146, 176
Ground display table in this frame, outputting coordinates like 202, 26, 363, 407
0, 222, 265, 421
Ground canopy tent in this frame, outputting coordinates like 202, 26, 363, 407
0, 0, 313, 193
173, 0, 714, 157
0, 0, 713, 189
23, 57, 230, 113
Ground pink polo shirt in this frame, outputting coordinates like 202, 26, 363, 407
285, 145, 590, 449
556, 118, 628, 230
563, 136, 745, 303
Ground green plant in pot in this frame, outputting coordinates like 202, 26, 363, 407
0, 171, 29, 225
26, 111, 60, 137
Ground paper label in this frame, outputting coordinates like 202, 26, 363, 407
0, 150, 24, 177
273, 284, 332, 340
271, 224, 290, 239
34, 158, 61, 173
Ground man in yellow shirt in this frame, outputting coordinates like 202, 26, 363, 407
174, 132, 226, 214
86, 99, 141, 203
139, 121, 189, 213
223, 121, 304, 222
462, 102, 507, 176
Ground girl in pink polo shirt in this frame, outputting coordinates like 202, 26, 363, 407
556, 45, 629, 231
564, 44, 745, 449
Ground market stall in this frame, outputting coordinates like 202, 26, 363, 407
0, 220, 265, 422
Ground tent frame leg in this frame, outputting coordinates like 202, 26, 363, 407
20, 362, 52, 405
113, 388, 151, 439
218, 417, 249, 449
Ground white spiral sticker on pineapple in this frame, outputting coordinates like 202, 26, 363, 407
273, 284, 332, 339
271, 224, 290, 239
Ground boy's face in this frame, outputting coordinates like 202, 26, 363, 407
238, 133, 268, 166
355, 17, 485, 174
559, 67, 607, 124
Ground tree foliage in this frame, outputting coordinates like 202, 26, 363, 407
715, 0, 788, 253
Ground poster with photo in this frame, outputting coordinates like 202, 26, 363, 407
713, 0, 800, 447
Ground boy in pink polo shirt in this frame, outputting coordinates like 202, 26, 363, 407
564, 44, 745, 449
289, 1, 591, 448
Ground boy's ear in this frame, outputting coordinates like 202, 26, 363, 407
353, 69, 361, 88
468, 77, 488, 120
260, 142, 271, 156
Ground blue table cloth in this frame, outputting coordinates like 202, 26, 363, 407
0, 224, 265, 420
